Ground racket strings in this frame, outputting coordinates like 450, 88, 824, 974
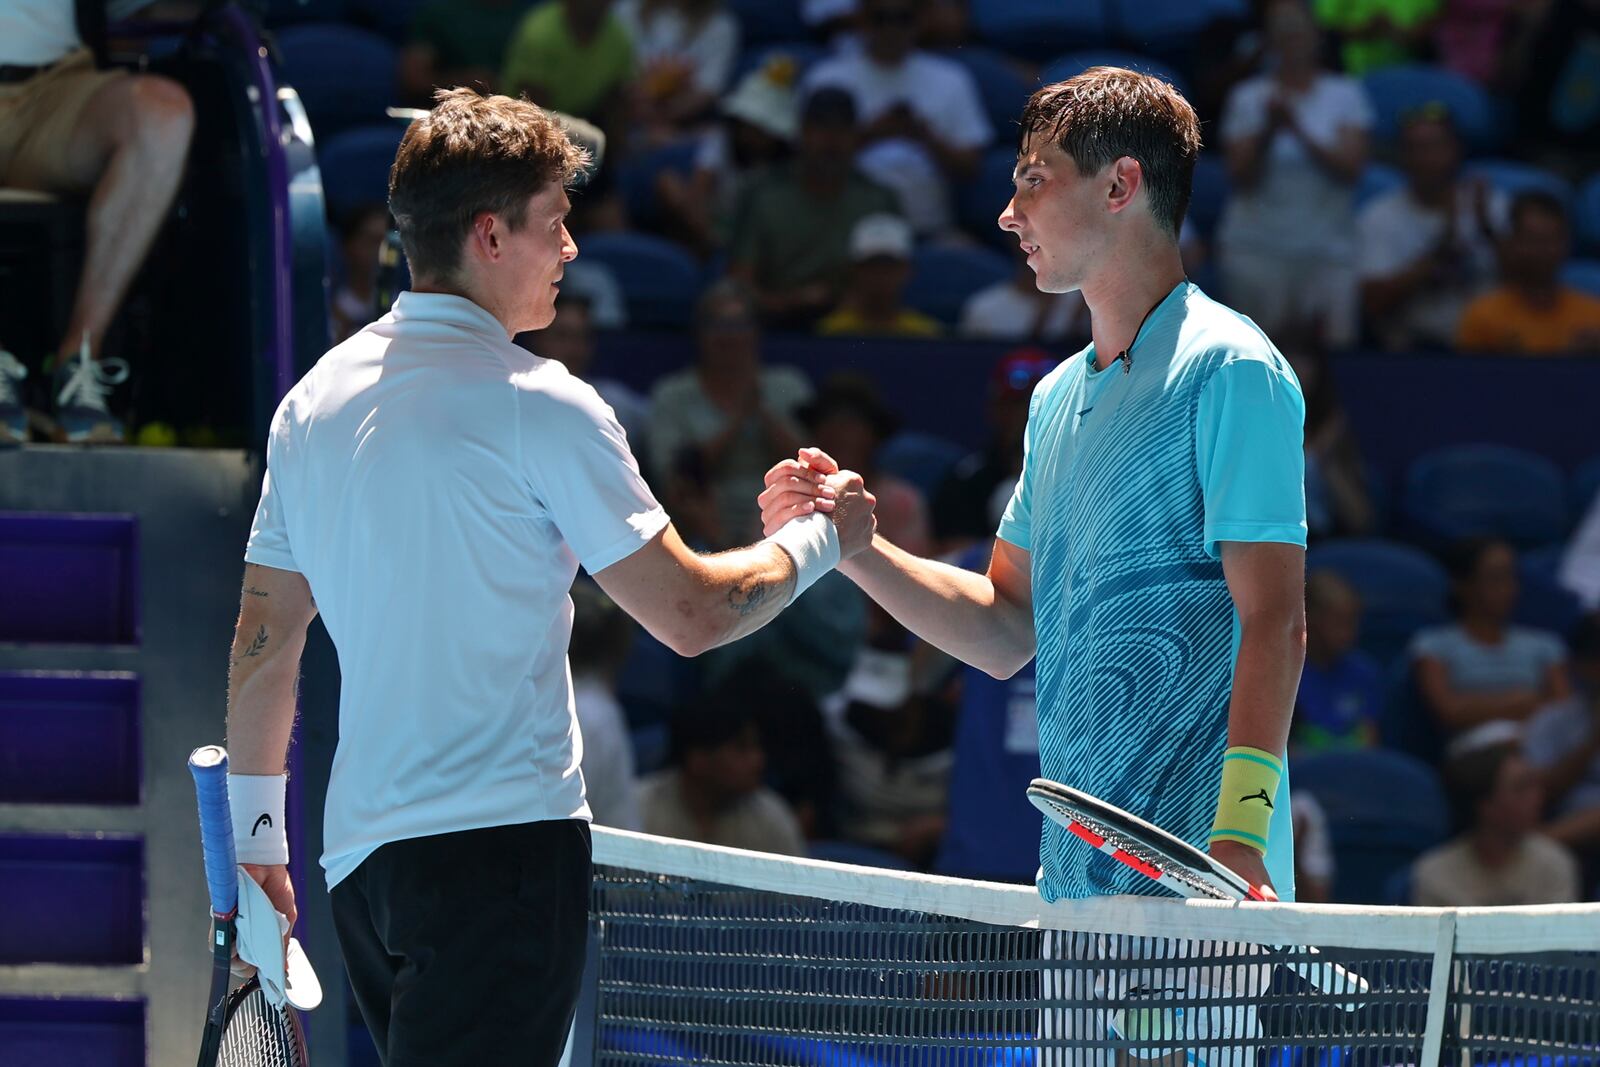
218, 984, 306, 1067
1038, 795, 1234, 899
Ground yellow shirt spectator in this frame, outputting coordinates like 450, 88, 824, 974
816, 307, 943, 338
1455, 286, 1600, 354
501, 2, 633, 121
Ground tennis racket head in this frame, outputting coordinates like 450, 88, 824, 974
216, 976, 309, 1067
1026, 778, 1261, 901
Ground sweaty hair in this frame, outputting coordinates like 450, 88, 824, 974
1018, 66, 1201, 238
388, 87, 591, 282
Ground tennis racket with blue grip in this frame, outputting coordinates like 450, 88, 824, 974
190, 745, 308, 1067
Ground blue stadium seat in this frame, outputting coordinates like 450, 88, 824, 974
259, 0, 349, 26
1573, 454, 1600, 518
971, 0, 1108, 61
1187, 154, 1230, 240
617, 139, 699, 230
1516, 545, 1584, 638
1292, 748, 1449, 903
576, 233, 706, 330
957, 145, 1022, 248
945, 47, 1032, 136
1361, 65, 1498, 152
1377, 656, 1444, 766
317, 123, 405, 223
1561, 258, 1600, 299
1039, 51, 1189, 98
1578, 173, 1600, 254
1354, 162, 1405, 209
877, 431, 969, 499
1402, 444, 1569, 550
1306, 539, 1449, 668
904, 244, 1012, 326
1462, 159, 1573, 207
726, 0, 806, 45
1112, 0, 1248, 57
274, 24, 398, 139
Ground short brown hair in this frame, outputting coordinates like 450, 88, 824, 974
388, 87, 591, 281
1019, 67, 1201, 238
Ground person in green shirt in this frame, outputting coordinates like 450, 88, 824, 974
728, 87, 900, 329
501, 0, 634, 122
1315, 0, 1441, 75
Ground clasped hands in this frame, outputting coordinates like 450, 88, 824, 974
759, 446, 878, 560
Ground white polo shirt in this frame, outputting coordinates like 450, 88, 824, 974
245, 291, 669, 889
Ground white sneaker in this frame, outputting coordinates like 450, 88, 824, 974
51, 337, 129, 444
0, 347, 27, 446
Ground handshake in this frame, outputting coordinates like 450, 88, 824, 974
758, 446, 879, 562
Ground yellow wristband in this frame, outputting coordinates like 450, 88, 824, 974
1209, 746, 1283, 855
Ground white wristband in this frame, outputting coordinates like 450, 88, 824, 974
766, 511, 841, 604
229, 773, 289, 865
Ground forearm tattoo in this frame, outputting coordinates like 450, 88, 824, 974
244, 586, 269, 599
728, 579, 776, 618
234, 624, 269, 663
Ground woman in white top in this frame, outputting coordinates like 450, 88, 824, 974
1217, 0, 1372, 348
616, 0, 740, 141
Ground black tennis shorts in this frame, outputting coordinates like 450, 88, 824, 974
331, 819, 592, 1067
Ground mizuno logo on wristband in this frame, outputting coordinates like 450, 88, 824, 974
1239, 789, 1273, 808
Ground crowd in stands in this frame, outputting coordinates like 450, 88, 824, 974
8, 0, 1600, 908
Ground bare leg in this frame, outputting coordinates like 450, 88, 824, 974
55, 73, 194, 362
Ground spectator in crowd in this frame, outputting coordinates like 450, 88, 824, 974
1218, 0, 1372, 348
1525, 618, 1600, 820
616, 0, 740, 144
568, 580, 642, 831
398, 0, 526, 103
637, 689, 807, 855
932, 349, 1057, 554
657, 55, 797, 255
1413, 537, 1572, 736
1411, 723, 1582, 906
731, 664, 840, 840
816, 214, 943, 339
502, 0, 634, 124
801, 0, 991, 235
1293, 571, 1384, 755
1457, 192, 1600, 354
330, 204, 392, 342
1357, 106, 1506, 351
958, 242, 1090, 344
1292, 792, 1337, 902
1282, 326, 1375, 538
1513, 0, 1600, 158
521, 294, 650, 449
647, 280, 812, 548
0, 0, 195, 444
729, 88, 898, 328
561, 259, 630, 329
1433, 0, 1546, 88
1315, 0, 1441, 75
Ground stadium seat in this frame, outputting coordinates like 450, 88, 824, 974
575, 232, 706, 330
259, 0, 348, 26
1561, 258, 1600, 299
1377, 656, 1444, 766
1516, 545, 1585, 637
957, 145, 1022, 249
726, 0, 806, 45
945, 47, 1032, 136
876, 431, 969, 499
1039, 51, 1189, 98
1462, 159, 1572, 207
1572, 454, 1600, 518
1361, 65, 1498, 152
1111, 0, 1248, 57
1306, 539, 1449, 668
1292, 748, 1449, 903
273, 24, 398, 139
1577, 173, 1600, 254
1402, 444, 1569, 550
617, 139, 699, 231
317, 123, 405, 223
904, 244, 1012, 326
1353, 162, 1405, 209
971, 0, 1108, 61
1187, 154, 1230, 240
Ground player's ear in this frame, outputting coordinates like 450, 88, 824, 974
1106, 157, 1143, 215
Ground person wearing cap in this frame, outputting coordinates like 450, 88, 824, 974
816, 213, 943, 338
931, 348, 1059, 555
658, 53, 798, 255
729, 86, 899, 329
1411, 722, 1581, 907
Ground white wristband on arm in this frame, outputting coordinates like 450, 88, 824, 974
766, 512, 841, 605
229, 773, 290, 865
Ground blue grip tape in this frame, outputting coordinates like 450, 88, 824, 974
189, 746, 238, 917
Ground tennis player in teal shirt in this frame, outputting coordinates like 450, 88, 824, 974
760, 66, 1308, 905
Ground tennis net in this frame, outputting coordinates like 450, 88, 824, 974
581, 828, 1600, 1067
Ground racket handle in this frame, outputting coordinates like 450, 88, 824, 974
189, 746, 239, 917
